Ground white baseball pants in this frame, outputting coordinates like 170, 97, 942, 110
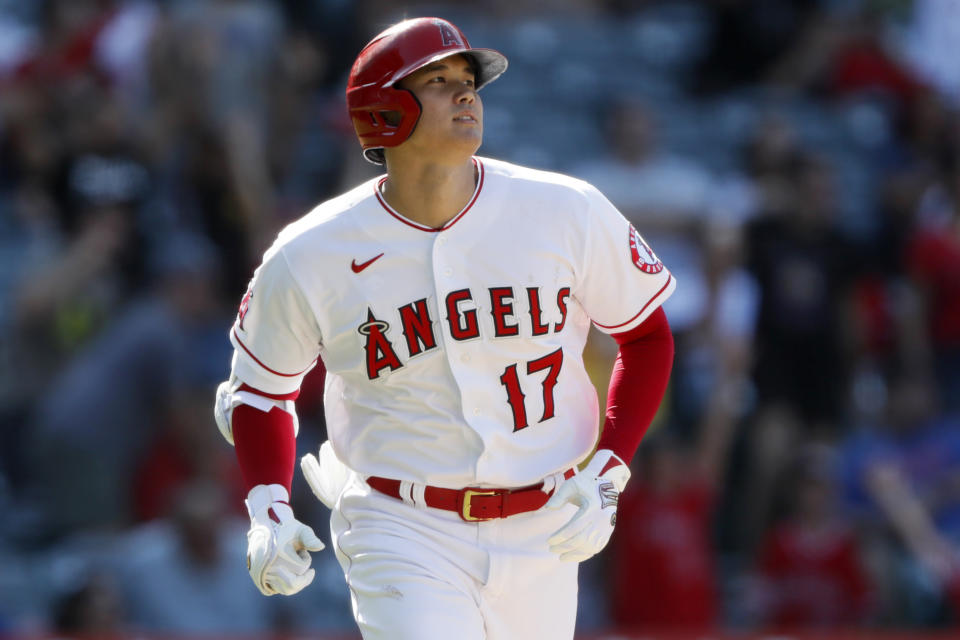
329, 475, 579, 640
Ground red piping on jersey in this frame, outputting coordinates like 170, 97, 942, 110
232, 328, 317, 378
237, 383, 300, 401
374, 158, 483, 232
593, 274, 673, 330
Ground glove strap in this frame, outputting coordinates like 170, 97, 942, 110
584, 449, 630, 493
245, 484, 291, 522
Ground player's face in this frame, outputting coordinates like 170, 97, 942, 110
397, 54, 482, 161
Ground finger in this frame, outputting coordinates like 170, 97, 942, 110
294, 568, 316, 593
297, 526, 326, 552
544, 482, 575, 510
549, 535, 585, 556
258, 578, 277, 596
248, 549, 277, 596
271, 567, 315, 595
547, 506, 592, 546
550, 519, 609, 557
588, 526, 613, 550
284, 568, 315, 594
268, 567, 297, 594
548, 523, 593, 555
280, 547, 315, 573
559, 548, 594, 563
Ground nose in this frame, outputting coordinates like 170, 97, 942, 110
455, 85, 476, 104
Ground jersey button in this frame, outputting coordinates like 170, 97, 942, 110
461, 353, 470, 362
444, 268, 453, 277
473, 408, 481, 415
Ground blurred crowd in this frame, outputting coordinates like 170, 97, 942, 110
0, 0, 959, 637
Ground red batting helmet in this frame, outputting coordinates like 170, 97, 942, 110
347, 17, 508, 164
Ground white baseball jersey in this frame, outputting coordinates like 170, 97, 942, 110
229, 156, 675, 489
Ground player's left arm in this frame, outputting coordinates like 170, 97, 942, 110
546, 307, 673, 561
546, 182, 675, 562
595, 305, 674, 464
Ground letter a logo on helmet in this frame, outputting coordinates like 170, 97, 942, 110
438, 22, 463, 47
346, 17, 508, 164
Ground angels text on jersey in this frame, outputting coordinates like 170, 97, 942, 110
358, 285, 571, 380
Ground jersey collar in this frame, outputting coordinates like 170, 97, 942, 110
374, 157, 484, 233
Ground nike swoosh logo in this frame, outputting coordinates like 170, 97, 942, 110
351, 253, 384, 273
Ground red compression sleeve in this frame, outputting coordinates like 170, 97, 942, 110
232, 399, 297, 495
596, 307, 674, 465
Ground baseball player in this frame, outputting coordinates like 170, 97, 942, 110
214, 17, 675, 640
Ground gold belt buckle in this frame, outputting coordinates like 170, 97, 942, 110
461, 488, 498, 521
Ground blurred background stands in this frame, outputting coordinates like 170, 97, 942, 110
1, 0, 959, 637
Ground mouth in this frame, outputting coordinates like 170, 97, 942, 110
453, 112, 478, 124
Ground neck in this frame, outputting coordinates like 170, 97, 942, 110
381, 157, 477, 229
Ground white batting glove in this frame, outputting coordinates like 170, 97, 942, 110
301, 440, 354, 510
245, 484, 325, 596
545, 450, 630, 562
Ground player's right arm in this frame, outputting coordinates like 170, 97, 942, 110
213, 244, 325, 596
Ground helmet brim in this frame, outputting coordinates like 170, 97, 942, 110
384, 48, 508, 91
465, 49, 508, 89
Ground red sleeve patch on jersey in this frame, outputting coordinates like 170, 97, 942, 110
237, 287, 252, 329
629, 225, 663, 274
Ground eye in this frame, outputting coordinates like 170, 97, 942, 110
428, 75, 445, 83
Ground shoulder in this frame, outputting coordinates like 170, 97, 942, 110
267, 177, 380, 260
478, 156, 603, 205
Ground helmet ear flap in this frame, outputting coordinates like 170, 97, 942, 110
347, 86, 422, 164
346, 17, 506, 164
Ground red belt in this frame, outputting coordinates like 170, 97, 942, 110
367, 469, 575, 522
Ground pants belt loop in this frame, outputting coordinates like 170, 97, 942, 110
410, 483, 427, 509
398, 480, 415, 505
540, 471, 566, 495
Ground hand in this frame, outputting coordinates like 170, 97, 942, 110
245, 484, 325, 596
545, 450, 630, 562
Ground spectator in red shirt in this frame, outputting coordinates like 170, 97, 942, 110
133, 387, 247, 522
752, 445, 873, 630
608, 432, 720, 630
607, 366, 747, 630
